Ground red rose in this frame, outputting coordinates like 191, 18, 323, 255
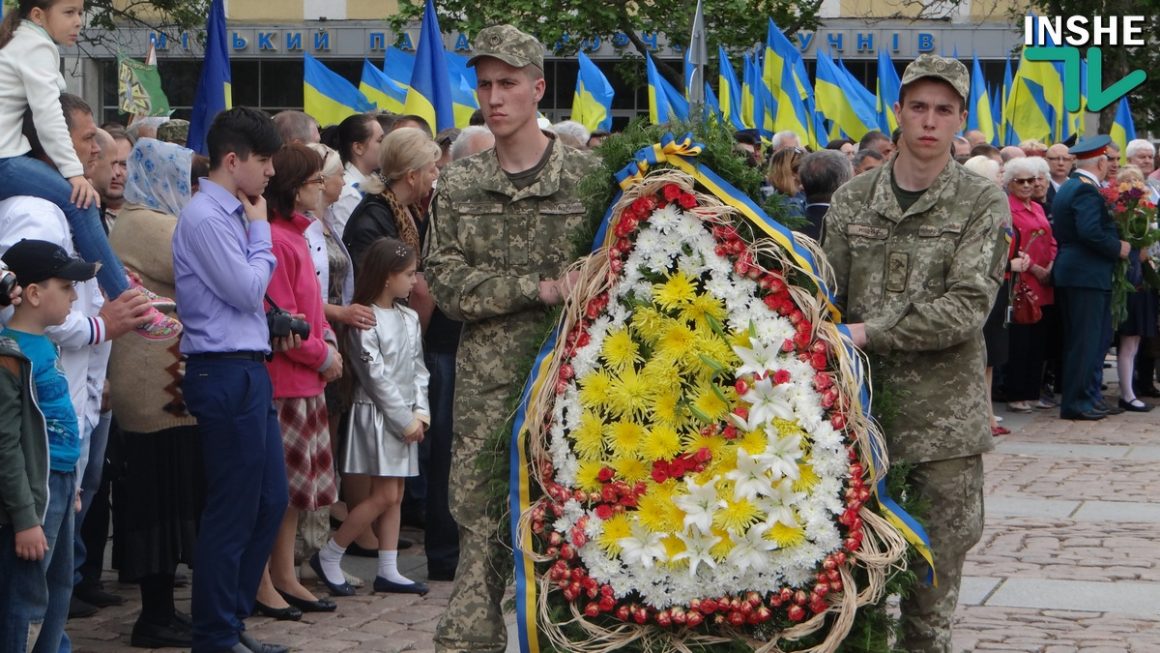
678, 192, 698, 209
662, 184, 683, 202
595, 504, 613, 520
773, 369, 792, 385
597, 467, 614, 482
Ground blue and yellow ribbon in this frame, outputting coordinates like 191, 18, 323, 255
593, 132, 840, 321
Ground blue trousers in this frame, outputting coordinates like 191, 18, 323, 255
0, 471, 75, 653
183, 358, 288, 653
1058, 287, 1111, 417
73, 411, 111, 588
0, 154, 128, 297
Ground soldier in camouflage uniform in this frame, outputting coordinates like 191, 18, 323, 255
425, 24, 601, 653
821, 54, 1010, 652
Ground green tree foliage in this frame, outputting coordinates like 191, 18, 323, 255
387, 0, 824, 88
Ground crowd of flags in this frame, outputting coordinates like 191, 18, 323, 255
118, 0, 1140, 158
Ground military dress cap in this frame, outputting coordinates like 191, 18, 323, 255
468, 24, 544, 71
1068, 134, 1112, 159
899, 54, 970, 103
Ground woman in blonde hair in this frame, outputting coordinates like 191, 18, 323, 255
765, 146, 806, 212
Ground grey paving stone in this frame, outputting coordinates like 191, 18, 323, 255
986, 495, 1080, 519
1123, 446, 1160, 462
959, 577, 1002, 605
985, 578, 1160, 616
993, 442, 1130, 459
1071, 501, 1160, 523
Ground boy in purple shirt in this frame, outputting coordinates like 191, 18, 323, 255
172, 107, 290, 653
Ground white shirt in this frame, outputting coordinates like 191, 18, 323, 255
330, 163, 369, 236
303, 214, 328, 306
0, 196, 109, 439
0, 22, 84, 178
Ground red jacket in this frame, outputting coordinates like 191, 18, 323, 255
1009, 194, 1058, 306
266, 211, 334, 398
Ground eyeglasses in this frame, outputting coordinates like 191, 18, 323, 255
1011, 177, 1037, 185
1045, 156, 1070, 162
305, 176, 325, 186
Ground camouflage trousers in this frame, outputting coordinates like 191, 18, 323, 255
899, 454, 985, 653
433, 431, 512, 653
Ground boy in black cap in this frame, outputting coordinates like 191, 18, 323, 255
0, 239, 97, 653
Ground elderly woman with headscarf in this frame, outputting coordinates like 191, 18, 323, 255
106, 138, 204, 649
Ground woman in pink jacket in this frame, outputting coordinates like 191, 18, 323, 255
255, 144, 342, 619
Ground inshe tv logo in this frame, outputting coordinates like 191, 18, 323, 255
1024, 15, 1147, 112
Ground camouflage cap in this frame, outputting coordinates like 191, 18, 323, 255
899, 54, 970, 103
468, 24, 544, 72
156, 119, 189, 144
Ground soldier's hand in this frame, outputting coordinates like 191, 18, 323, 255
845, 322, 868, 348
1120, 240, 1132, 259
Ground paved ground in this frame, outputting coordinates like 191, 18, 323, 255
67, 385, 1160, 652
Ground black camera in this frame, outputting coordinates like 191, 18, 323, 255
265, 295, 310, 340
0, 269, 17, 307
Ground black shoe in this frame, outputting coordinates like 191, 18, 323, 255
1062, 410, 1106, 421
68, 596, 99, 619
1119, 398, 1154, 413
373, 576, 429, 596
253, 600, 302, 621
426, 567, 456, 582
75, 584, 125, 608
130, 619, 194, 648
1135, 385, 1160, 398
238, 632, 289, 653
309, 553, 357, 597
276, 588, 337, 612
1103, 403, 1125, 415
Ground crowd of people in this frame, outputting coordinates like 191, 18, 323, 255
0, 4, 1155, 653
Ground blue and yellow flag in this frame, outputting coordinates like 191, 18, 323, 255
814, 50, 877, 141
718, 46, 746, 130
384, 46, 415, 93
645, 53, 688, 125
188, 0, 231, 155
403, 0, 455, 134
1109, 96, 1136, 162
762, 19, 814, 146
304, 54, 375, 127
360, 59, 406, 114
875, 49, 900, 133
445, 51, 479, 128
966, 55, 995, 146
1000, 56, 1014, 144
1018, 15, 1066, 141
572, 52, 613, 132
741, 53, 763, 133
1005, 47, 1055, 143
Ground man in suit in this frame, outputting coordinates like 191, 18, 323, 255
1051, 135, 1131, 420
798, 149, 852, 242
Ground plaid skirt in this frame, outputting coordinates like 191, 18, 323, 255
275, 395, 338, 511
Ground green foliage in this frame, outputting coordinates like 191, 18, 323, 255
387, 0, 823, 87
83, 0, 213, 37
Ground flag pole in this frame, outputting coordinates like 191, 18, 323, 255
687, 0, 707, 118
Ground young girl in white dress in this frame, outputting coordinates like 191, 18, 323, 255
311, 238, 430, 596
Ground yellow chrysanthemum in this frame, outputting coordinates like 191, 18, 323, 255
738, 429, 768, 456
631, 306, 670, 344
652, 388, 683, 427
637, 482, 683, 533
605, 420, 646, 455
576, 460, 605, 493
640, 357, 684, 395
598, 513, 632, 553
689, 382, 730, 423
714, 495, 761, 532
695, 332, 740, 371
612, 454, 649, 484
641, 424, 682, 461
766, 521, 806, 548
653, 270, 698, 311
577, 370, 613, 412
661, 534, 687, 562
572, 411, 606, 460
607, 368, 651, 417
682, 430, 728, 465
679, 294, 727, 331
655, 323, 698, 367
601, 328, 641, 372
710, 527, 734, 560
792, 461, 820, 493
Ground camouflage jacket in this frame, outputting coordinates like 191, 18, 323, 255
426, 137, 600, 435
822, 158, 1010, 464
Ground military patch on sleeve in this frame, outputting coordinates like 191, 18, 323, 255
847, 224, 889, 239
886, 251, 909, 293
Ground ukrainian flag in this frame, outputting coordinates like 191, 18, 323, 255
838, 57, 880, 127
1109, 96, 1136, 162
646, 53, 688, 125
188, 0, 231, 155
814, 50, 878, 141
762, 19, 814, 146
718, 46, 746, 130
360, 59, 406, 114
1020, 15, 1066, 141
304, 54, 375, 128
445, 51, 479, 128
741, 53, 762, 133
1000, 56, 1014, 144
1005, 47, 1054, 143
384, 46, 415, 94
966, 55, 996, 146
403, 0, 455, 134
572, 52, 613, 132
875, 49, 900, 133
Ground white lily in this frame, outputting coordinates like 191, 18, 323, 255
673, 477, 723, 534
759, 480, 803, 527
617, 522, 666, 569
672, 529, 721, 577
732, 337, 781, 377
727, 523, 778, 571
725, 449, 773, 502
737, 375, 795, 430
765, 431, 803, 481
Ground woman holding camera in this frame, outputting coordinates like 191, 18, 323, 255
255, 144, 342, 618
